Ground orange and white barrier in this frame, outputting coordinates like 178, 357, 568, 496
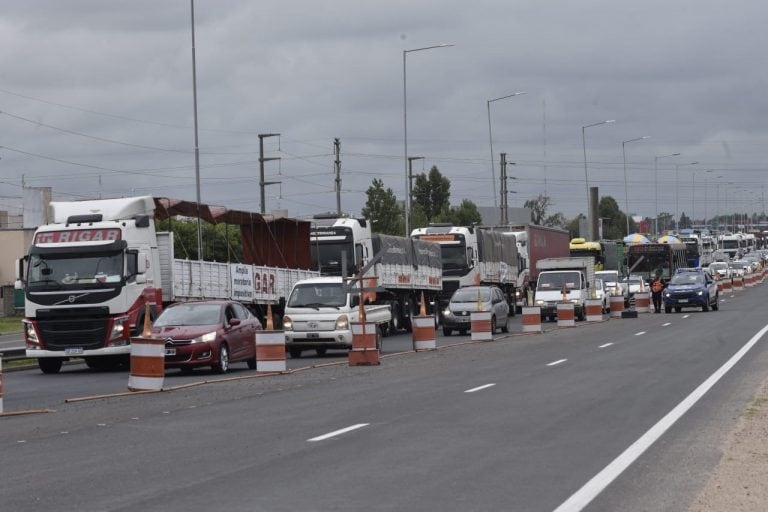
522, 306, 542, 333
634, 292, 651, 313
255, 329, 286, 372
128, 337, 165, 391
412, 316, 437, 351
733, 276, 744, 290
470, 311, 493, 341
349, 321, 380, 366
556, 303, 575, 327
721, 278, 731, 293
585, 299, 603, 322
609, 295, 625, 318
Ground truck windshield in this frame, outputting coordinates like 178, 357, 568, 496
287, 283, 347, 308
440, 244, 469, 271
537, 271, 581, 290
721, 240, 739, 249
311, 242, 356, 276
28, 251, 124, 288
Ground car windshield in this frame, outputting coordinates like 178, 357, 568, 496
670, 274, 704, 285
154, 304, 222, 326
452, 287, 490, 302
287, 283, 347, 307
710, 263, 726, 270
731, 262, 747, 269
537, 272, 581, 290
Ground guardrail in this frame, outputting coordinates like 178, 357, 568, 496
0, 347, 27, 361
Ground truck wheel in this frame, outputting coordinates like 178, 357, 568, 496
39, 358, 63, 374
376, 325, 383, 351
388, 302, 401, 334
442, 327, 453, 336
315, 348, 327, 356
289, 348, 302, 359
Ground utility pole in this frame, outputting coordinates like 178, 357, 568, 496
334, 138, 342, 215
258, 133, 281, 214
500, 153, 508, 225
407, 156, 424, 225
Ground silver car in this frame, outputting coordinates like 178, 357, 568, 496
442, 285, 510, 336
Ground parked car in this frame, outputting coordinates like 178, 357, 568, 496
707, 261, 731, 280
663, 268, 719, 313
151, 300, 262, 374
442, 285, 510, 336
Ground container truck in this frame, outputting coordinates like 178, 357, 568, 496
283, 233, 442, 357
533, 256, 596, 321
411, 224, 518, 315
16, 196, 318, 373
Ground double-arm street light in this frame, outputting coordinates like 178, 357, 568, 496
675, 161, 698, 231
653, 152, 680, 235
488, 91, 527, 208
403, 43, 454, 236
582, 120, 615, 240
621, 136, 650, 236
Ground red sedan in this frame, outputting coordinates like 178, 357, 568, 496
151, 300, 262, 374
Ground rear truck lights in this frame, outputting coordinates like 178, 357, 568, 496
282, 316, 293, 331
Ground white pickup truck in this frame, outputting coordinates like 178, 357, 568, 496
282, 276, 391, 358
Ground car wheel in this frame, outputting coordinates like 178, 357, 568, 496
501, 316, 509, 333
458, 328, 468, 336
38, 358, 63, 374
702, 301, 709, 312
665, 305, 672, 313
246, 357, 257, 369
491, 316, 497, 334
442, 327, 453, 336
712, 295, 719, 311
212, 344, 230, 374
289, 348, 302, 359
315, 348, 327, 356
675, 307, 681, 313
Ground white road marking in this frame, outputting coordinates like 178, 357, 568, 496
663, 322, 671, 327
465, 383, 496, 393
599, 343, 613, 348
552, 323, 768, 512
308, 423, 369, 442
683, 314, 690, 319
635, 331, 646, 336
547, 359, 567, 367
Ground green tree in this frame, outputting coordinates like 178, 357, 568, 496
361, 178, 404, 235
412, 166, 451, 223
544, 212, 567, 229
524, 194, 552, 225
598, 196, 634, 239
440, 199, 482, 226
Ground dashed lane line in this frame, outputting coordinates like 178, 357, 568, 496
635, 331, 646, 336
308, 423, 369, 442
663, 322, 671, 327
547, 359, 567, 367
598, 343, 614, 348
465, 383, 496, 393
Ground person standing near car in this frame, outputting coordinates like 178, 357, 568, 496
650, 272, 664, 313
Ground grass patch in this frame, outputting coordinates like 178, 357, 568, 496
0, 315, 22, 334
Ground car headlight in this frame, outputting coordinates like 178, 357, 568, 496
192, 331, 217, 344
697, 290, 704, 296
443, 308, 452, 317
23, 320, 39, 343
335, 315, 349, 330
109, 316, 129, 340
282, 315, 293, 331
664, 292, 671, 298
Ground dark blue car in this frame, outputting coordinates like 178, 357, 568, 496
663, 268, 719, 313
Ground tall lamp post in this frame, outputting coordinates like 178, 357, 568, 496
403, 43, 454, 236
675, 161, 698, 231
621, 136, 650, 236
488, 91, 527, 208
692, 169, 714, 227
582, 120, 615, 240
653, 152, 680, 236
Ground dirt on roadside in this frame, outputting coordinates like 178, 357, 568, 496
688, 378, 768, 512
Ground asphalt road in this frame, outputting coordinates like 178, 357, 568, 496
2, 285, 768, 512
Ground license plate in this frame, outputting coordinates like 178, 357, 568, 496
65, 347, 83, 355
165, 348, 176, 356
307, 333, 319, 338
678, 299, 688, 303
457, 317, 470, 323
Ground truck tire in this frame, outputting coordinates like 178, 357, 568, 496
388, 301, 401, 335
38, 358, 63, 374
289, 348, 302, 359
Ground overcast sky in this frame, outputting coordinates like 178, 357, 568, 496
1, 0, 767, 224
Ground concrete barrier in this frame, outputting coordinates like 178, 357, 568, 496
255, 330, 286, 372
609, 295, 625, 318
128, 337, 166, 391
521, 306, 542, 333
733, 276, 744, 290
412, 316, 437, 351
556, 303, 575, 327
349, 322, 380, 366
470, 311, 493, 341
585, 299, 603, 322
634, 292, 651, 313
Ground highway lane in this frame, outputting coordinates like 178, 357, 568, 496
1, 285, 767, 511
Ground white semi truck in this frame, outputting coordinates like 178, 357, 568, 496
17, 196, 318, 373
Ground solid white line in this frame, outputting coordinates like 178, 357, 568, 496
547, 359, 567, 367
599, 343, 613, 348
465, 383, 496, 393
308, 423, 369, 442
552, 323, 768, 512
662, 322, 671, 327
635, 331, 646, 336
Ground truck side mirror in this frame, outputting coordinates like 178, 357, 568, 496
15, 257, 25, 283
137, 251, 148, 274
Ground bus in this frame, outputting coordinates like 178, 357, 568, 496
569, 238, 604, 271
626, 242, 687, 281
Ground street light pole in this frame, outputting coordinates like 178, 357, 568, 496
407, 156, 424, 221
581, 120, 615, 240
653, 153, 680, 236
403, 43, 454, 237
488, 91, 527, 208
674, 161, 698, 231
621, 136, 650, 237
